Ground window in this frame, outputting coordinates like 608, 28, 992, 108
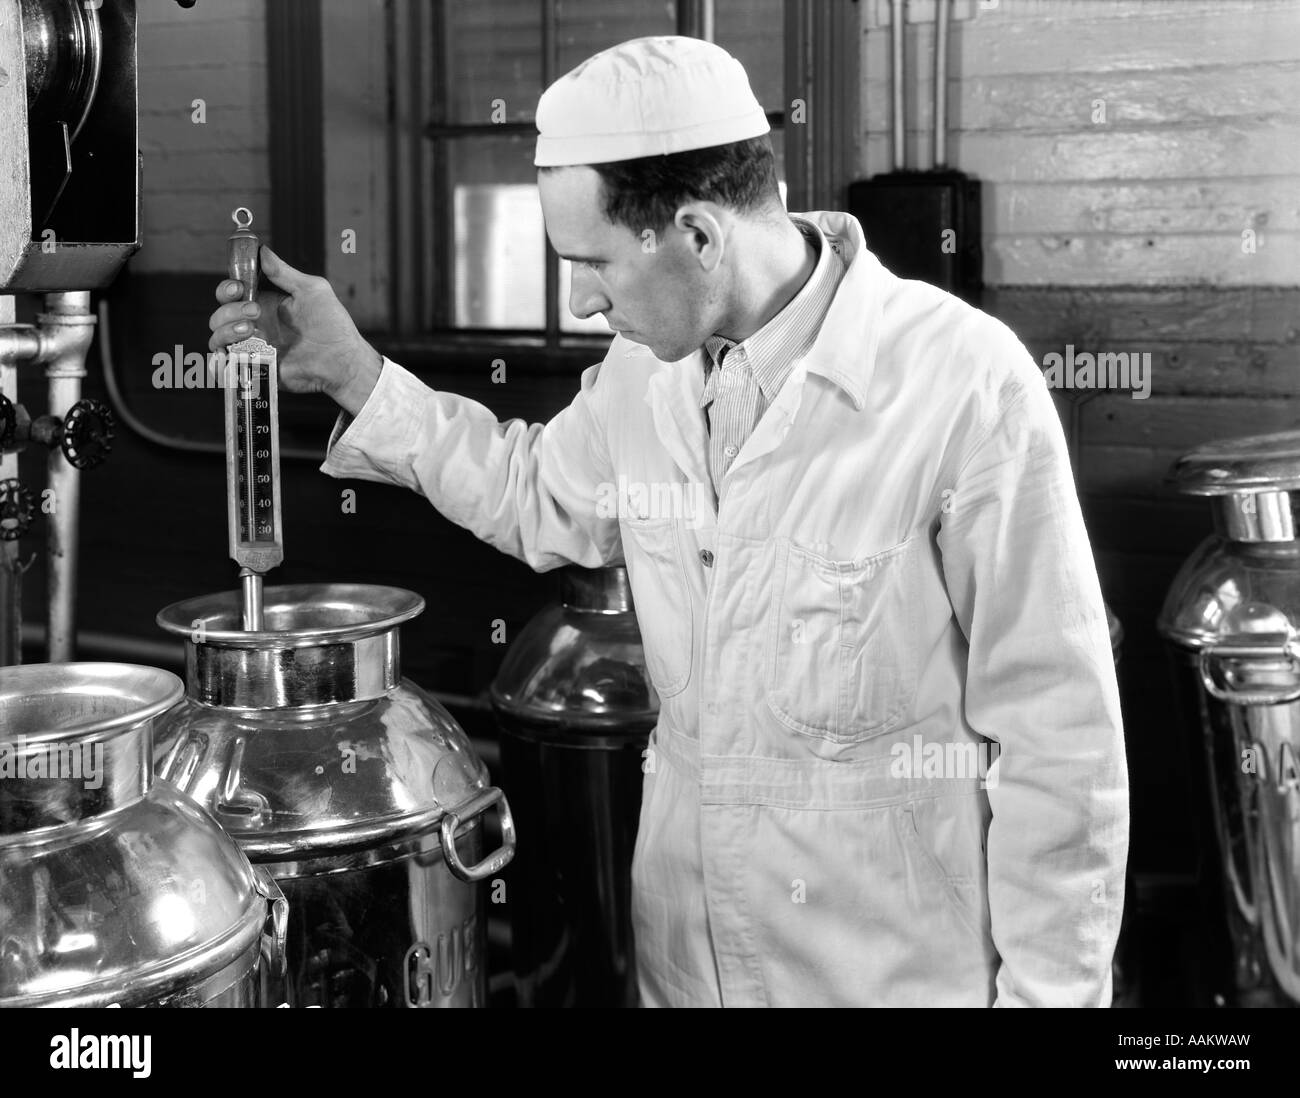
426, 0, 788, 343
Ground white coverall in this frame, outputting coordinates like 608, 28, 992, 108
321, 209, 1130, 1007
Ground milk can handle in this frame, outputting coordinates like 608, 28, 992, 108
440, 786, 516, 882
253, 865, 288, 977
1199, 641, 1300, 706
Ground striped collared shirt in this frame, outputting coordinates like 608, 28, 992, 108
700, 216, 847, 503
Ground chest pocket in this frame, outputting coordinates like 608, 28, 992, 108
620, 518, 693, 698
767, 535, 919, 744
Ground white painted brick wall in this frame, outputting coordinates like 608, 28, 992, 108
860, 0, 1300, 285
133, 0, 269, 272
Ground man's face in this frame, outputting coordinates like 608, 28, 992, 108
538, 166, 719, 362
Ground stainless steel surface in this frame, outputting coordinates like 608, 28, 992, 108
441, 787, 516, 882
1159, 429, 1300, 1005
157, 583, 421, 709
0, 662, 278, 1007
1219, 491, 1297, 543
1168, 428, 1300, 541
492, 564, 658, 1007
240, 568, 263, 631
42, 291, 93, 662
158, 582, 424, 649
559, 562, 634, 615
1170, 429, 1300, 496
154, 582, 514, 1007
491, 566, 658, 731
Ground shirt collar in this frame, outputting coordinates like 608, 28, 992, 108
699, 216, 845, 408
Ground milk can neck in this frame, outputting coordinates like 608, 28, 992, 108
0, 664, 181, 836
155, 584, 423, 711
560, 566, 634, 613
1211, 490, 1300, 544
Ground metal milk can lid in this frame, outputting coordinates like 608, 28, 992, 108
1169, 430, 1300, 496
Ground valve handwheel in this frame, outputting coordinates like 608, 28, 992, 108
0, 396, 14, 450
60, 398, 115, 470
0, 479, 34, 541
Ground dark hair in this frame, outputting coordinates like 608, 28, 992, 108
542, 135, 782, 233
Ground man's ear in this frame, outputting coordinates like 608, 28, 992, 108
674, 204, 726, 272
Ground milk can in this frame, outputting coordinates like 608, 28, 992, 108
153, 583, 515, 1008
1157, 430, 1300, 1006
491, 565, 657, 1007
0, 663, 286, 1007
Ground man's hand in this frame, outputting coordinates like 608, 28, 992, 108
208, 245, 382, 417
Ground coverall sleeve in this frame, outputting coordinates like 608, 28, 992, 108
936, 339, 1130, 1008
319, 357, 622, 571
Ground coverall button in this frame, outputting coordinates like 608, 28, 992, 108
700, 549, 714, 567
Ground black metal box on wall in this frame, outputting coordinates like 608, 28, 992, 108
847, 169, 983, 306
0, 0, 140, 292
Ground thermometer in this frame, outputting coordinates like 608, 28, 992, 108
223, 207, 283, 630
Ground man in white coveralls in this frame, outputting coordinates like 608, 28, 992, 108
209, 36, 1130, 1007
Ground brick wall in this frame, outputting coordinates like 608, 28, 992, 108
134, 0, 269, 272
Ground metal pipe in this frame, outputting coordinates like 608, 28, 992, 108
934, 0, 950, 169
22, 622, 184, 668
40, 291, 96, 662
0, 327, 42, 364
891, 0, 906, 171
677, 0, 715, 42
0, 296, 24, 666
241, 569, 264, 631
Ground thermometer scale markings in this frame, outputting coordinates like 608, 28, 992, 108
235, 358, 275, 545
223, 335, 283, 575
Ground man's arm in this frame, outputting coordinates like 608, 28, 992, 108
321, 357, 622, 572
936, 339, 1130, 1007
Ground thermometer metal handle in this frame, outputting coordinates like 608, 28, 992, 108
229, 207, 260, 301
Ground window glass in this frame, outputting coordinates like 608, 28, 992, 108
449, 135, 546, 328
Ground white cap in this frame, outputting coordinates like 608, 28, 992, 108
534, 36, 770, 167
